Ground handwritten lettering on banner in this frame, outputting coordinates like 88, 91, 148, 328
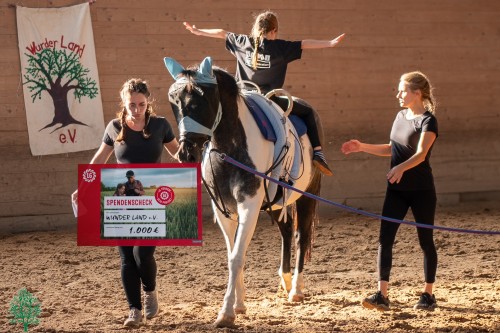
26, 36, 87, 57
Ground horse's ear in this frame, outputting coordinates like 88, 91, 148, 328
199, 57, 213, 77
197, 57, 217, 84
164, 57, 185, 80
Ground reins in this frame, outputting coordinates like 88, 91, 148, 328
200, 144, 292, 221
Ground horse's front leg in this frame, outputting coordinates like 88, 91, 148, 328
213, 211, 241, 327
234, 269, 246, 314
275, 211, 293, 294
215, 200, 261, 328
215, 212, 246, 313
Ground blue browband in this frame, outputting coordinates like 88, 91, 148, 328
177, 103, 222, 138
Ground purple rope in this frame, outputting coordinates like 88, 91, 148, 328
220, 154, 500, 236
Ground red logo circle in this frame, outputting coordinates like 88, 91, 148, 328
155, 186, 175, 206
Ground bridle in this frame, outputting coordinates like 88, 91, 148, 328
172, 78, 234, 219
172, 80, 223, 149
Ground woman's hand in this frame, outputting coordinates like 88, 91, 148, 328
341, 139, 361, 155
71, 189, 78, 202
387, 166, 404, 184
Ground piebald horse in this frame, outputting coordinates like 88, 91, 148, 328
165, 57, 322, 327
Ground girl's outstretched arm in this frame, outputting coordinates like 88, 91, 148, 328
183, 22, 228, 39
302, 33, 345, 49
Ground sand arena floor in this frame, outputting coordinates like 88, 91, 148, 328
0, 203, 498, 333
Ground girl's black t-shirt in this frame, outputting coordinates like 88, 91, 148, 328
225, 33, 302, 94
389, 109, 438, 191
103, 116, 175, 163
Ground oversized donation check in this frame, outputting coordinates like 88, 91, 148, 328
76, 163, 202, 246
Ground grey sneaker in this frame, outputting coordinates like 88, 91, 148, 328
362, 291, 390, 311
144, 290, 159, 319
414, 292, 437, 311
124, 307, 143, 327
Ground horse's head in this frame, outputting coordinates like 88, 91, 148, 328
164, 57, 221, 163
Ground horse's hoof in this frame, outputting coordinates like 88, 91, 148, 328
279, 273, 292, 293
234, 304, 247, 314
288, 291, 305, 302
280, 280, 292, 293
214, 313, 236, 328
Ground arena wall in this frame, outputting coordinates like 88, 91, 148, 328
1, 0, 499, 232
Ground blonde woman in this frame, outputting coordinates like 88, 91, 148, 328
341, 71, 439, 311
184, 11, 344, 176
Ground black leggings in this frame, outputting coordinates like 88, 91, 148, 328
270, 95, 321, 148
118, 246, 157, 310
378, 188, 438, 283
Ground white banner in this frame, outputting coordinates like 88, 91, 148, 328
17, 3, 104, 156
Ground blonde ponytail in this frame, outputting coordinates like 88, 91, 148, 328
250, 11, 279, 70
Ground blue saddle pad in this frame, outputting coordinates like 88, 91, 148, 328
289, 115, 307, 137
244, 96, 277, 142
244, 96, 307, 142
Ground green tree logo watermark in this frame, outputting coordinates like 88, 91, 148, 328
9, 288, 41, 332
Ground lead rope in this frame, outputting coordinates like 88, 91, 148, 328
203, 144, 290, 222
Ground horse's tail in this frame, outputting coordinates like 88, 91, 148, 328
292, 168, 321, 262
280, 96, 324, 260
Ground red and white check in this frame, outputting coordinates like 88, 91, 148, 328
76, 163, 202, 246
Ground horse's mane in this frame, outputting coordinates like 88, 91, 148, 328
175, 68, 198, 92
180, 65, 239, 99
212, 66, 239, 98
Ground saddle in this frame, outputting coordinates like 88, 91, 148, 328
243, 91, 307, 209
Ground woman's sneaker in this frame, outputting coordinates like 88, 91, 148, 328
144, 290, 159, 319
414, 292, 437, 311
124, 307, 143, 327
362, 291, 390, 311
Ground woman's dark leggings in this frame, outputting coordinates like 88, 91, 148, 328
378, 188, 438, 283
270, 95, 321, 148
118, 246, 157, 310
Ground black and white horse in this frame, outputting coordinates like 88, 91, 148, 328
165, 57, 322, 327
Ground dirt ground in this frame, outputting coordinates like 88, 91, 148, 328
0, 202, 498, 333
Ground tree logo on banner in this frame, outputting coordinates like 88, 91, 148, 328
23, 44, 98, 133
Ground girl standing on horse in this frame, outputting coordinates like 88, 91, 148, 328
183, 10, 344, 176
